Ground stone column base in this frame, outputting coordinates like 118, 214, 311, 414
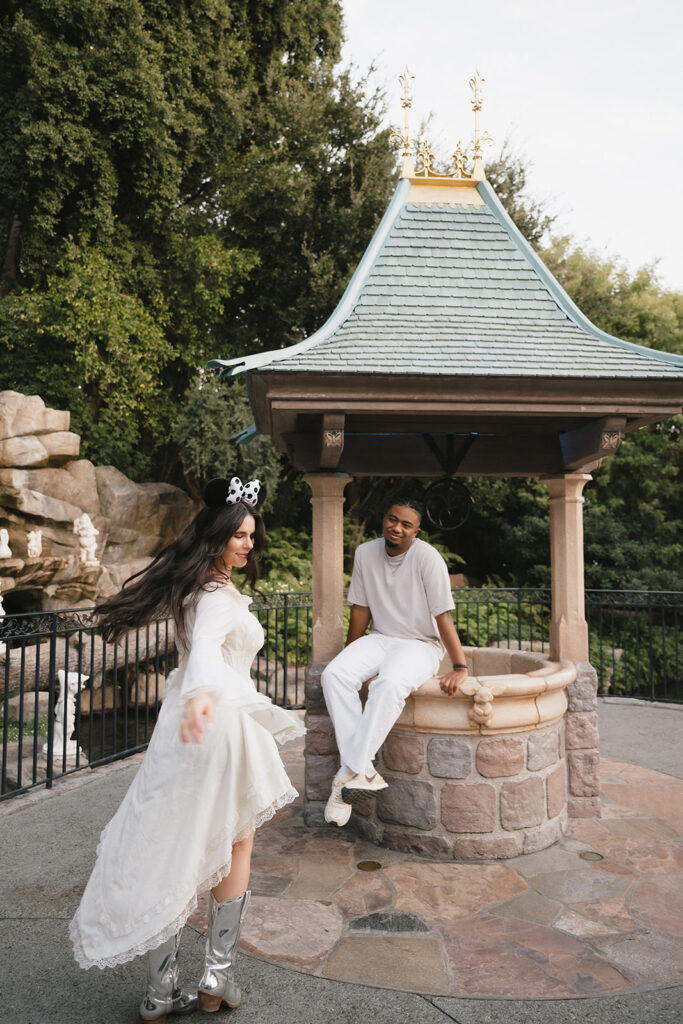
565, 661, 601, 817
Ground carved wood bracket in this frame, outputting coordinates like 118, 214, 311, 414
319, 413, 345, 469
560, 416, 627, 472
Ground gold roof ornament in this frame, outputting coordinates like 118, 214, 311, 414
390, 66, 415, 177
469, 69, 493, 180
393, 68, 492, 182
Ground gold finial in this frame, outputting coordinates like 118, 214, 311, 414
390, 65, 415, 177
391, 67, 491, 182
472, 129, 493, 163
469, 68, 484, 111
399, 65, 414, 109
417, 140, 436, 177
469, 68, 492, 180
451, 140, 471, 180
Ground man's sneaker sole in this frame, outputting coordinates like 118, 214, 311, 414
324, 797, 352, 826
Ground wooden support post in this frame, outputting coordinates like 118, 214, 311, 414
543, 474, 592, 662
303, 472, 352, 664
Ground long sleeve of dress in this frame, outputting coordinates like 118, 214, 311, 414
175, 587, 304, 747
178, 588, 260, 704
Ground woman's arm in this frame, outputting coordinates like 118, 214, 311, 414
178, 589, 253, 743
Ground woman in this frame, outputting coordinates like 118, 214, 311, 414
70, 476, 304, 1021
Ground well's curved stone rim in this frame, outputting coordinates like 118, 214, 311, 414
395, 646, 577, 736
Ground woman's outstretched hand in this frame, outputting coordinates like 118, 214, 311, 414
180, 693, 214, 744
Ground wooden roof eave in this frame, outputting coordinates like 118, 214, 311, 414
248, 368, 683, 435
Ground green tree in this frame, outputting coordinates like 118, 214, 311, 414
485, 140, 555, 250
0, 0, 395, 479
212, 61, 397, 354
541, 236, 683, 355
173, 372, 282, 502
0, 240, 173, 476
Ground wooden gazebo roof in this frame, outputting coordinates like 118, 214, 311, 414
212, 172, 683, 478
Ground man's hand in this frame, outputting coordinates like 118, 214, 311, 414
436, 667, 468, 696
180, 693, 214, 744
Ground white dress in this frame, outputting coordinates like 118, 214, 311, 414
70, 584, 304, 970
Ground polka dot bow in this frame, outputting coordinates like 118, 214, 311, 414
226, 476, 261, 508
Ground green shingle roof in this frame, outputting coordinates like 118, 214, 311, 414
212, 178, 683, 381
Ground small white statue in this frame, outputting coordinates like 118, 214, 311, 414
73, 513, 99, 567
43, 670, 89, 765
27, 530, 42, 558
0, 528, 12, 558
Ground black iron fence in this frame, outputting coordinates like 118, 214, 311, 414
450, 587, 682, 703
1, 588, 680, 801
0, 592, 312, 802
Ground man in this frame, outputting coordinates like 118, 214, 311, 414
322, 498, 468, 826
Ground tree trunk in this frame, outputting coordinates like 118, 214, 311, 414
1, 214, 22, 290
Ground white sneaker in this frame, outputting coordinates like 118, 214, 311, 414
324, 768, 354, 826
344, 766, 388, 792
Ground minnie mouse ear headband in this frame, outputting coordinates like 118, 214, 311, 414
203, 476, 266, 511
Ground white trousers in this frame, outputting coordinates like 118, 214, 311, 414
321, 634, 441, 775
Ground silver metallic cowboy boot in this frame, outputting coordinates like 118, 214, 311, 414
138, 931, 197, 1023
197, 891, 250, 1012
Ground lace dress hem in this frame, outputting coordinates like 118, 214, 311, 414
69, 785, 298, 970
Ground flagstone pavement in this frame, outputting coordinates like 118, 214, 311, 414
187, 733, 683, 1001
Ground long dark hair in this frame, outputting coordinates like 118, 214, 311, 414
94, 478, 265, 644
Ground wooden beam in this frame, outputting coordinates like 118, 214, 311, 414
560, 417, 627, 471
284, 431, 564, 476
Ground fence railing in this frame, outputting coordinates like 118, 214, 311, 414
449, 587, 681, 704
0, 593, 312, 802
1, 588, 680, 801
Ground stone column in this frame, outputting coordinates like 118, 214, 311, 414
543, 473, 600, 818
543, 473, 591, 663
303, 472, 352, 826
303, 472, 352, 664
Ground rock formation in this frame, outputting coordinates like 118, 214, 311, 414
0, 391, 194, 611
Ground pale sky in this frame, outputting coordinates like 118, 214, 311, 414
340, 0, 683, 291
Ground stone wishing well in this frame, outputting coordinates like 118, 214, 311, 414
306, 648, 600, 859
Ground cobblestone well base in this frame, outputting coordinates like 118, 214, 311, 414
304, 657, 600, 859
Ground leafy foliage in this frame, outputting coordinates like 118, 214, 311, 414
485, 140, 555, 250
540, 237, 683, 355
173, 373, 282, 502
0, 0, 395, 479
259, 526, 313, 592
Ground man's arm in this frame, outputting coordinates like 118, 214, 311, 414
435, 611, 468, 696
346, 604, 371, 645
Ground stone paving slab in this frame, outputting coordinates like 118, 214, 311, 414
225, 744, 683, 999
2, 703, 682, 1019
322, 933, 451, 994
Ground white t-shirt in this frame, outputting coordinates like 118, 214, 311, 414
347, 537, 455, 654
